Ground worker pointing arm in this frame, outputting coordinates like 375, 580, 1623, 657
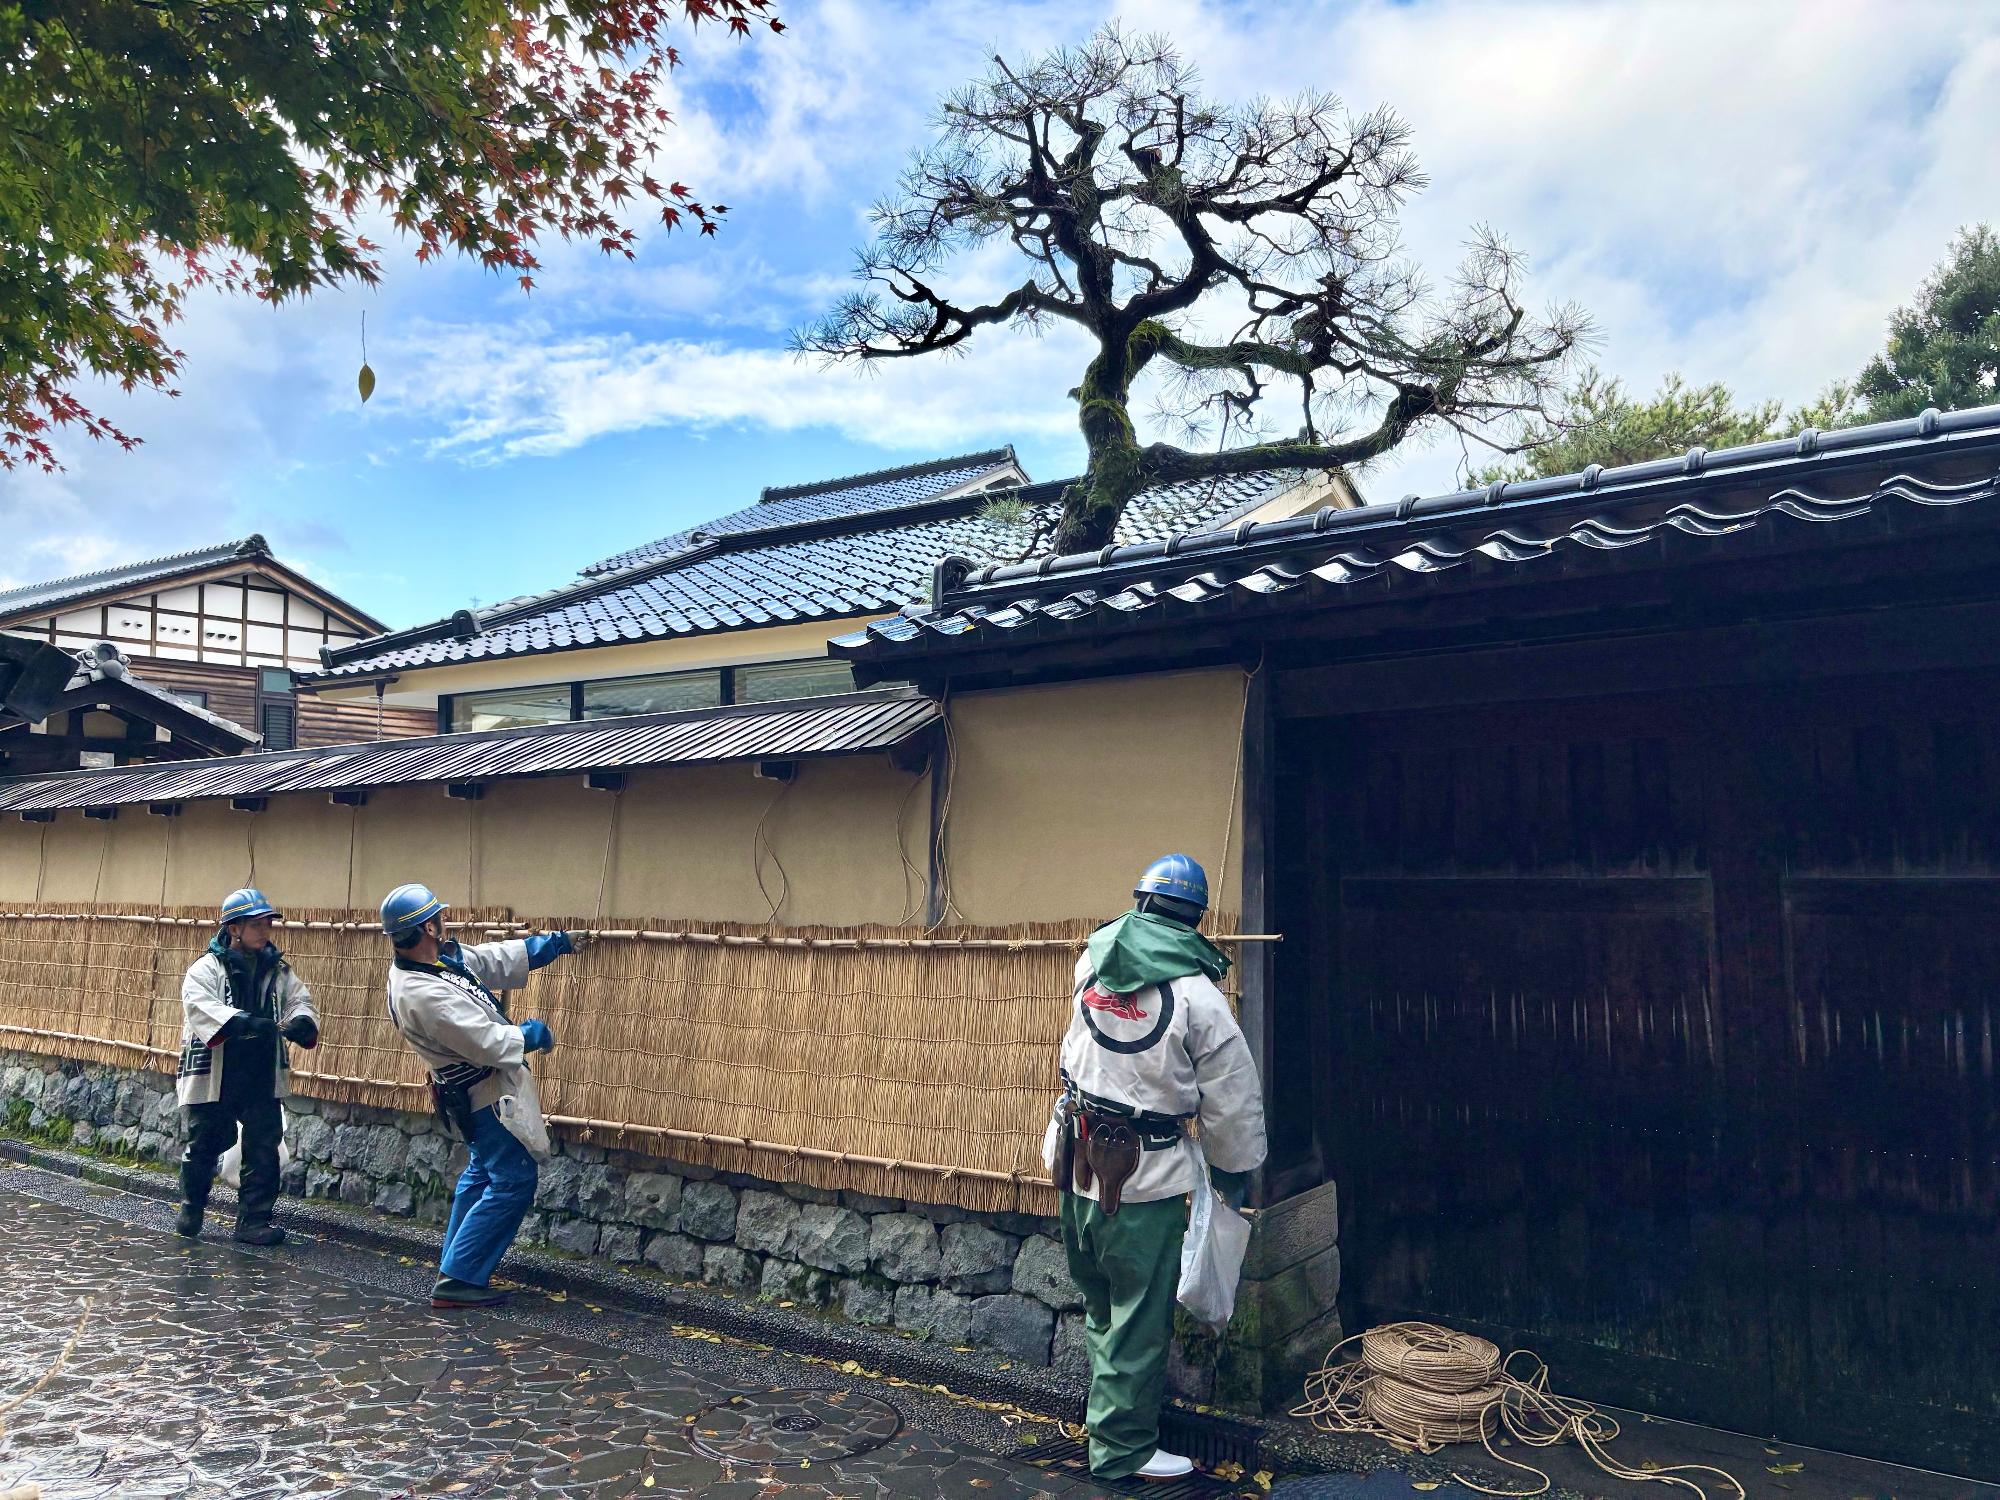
378, 883, 578, 1308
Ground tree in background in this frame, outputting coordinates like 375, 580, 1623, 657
0, 0, 782, 470
1488, 226, 1998, 483
1852, 224, 2000, 421
796, 27, 1585, 554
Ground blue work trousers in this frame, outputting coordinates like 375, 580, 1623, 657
438, 1106, 538, 1287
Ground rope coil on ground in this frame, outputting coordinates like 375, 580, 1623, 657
1293, 1322, 1746, 1500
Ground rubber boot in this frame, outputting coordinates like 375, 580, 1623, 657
232, 1221, 286, 1247
174, 1202, 204, 1239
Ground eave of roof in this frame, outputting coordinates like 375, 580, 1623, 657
0, 689, 938, 812
834, 404, 2000, 667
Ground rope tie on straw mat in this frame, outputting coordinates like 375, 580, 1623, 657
1292, 1322, 1745, 1499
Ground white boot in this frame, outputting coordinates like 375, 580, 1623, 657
1135, 1449, 1196, 1479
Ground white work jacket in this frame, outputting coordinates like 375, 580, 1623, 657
385, 939, 550, 1159
177, 947, 317, 1107
1042, 954, 1268, 1206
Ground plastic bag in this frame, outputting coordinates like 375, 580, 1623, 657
217, 1118, 294, 1190
1176, 1136, 1253, 1331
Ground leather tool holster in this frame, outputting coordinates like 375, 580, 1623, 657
429, 1077, 477, 1140
1080, 1114, 1143, 1216
1052, 1093, 1079, 1195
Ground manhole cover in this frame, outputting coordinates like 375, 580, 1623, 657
688, 1386, 901, 1467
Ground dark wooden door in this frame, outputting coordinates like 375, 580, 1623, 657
1281, 674, 2000, 1475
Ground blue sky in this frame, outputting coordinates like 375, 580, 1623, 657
5, 0, 1998, 628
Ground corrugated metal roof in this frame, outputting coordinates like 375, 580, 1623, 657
308, 468, 1303, 681
0, 691, 938, 812
0, 536, 270, 621
834, 404, 2000, 666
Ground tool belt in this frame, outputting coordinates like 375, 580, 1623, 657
427, 1061, 492, 1141
1054, 1082, 1188, 1216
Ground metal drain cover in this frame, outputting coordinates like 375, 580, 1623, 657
687, 1386, 902, 1466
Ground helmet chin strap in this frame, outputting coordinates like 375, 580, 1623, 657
1138, 893, 1205, 928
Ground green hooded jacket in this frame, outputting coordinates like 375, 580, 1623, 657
1085, 909, 1231, 995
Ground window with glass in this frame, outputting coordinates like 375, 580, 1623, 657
453, 684, 574, 732
582, 669, 722, 719
733, 659, 857, 704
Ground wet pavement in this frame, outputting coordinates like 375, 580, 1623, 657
0, 1165, 1115, 1499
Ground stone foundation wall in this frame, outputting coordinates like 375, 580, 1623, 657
0, 1049, 1338, 1405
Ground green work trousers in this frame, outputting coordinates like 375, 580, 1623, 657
1059, 1190, 1187, 1479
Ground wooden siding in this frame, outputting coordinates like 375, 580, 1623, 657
122, 657, 434, 748
2, 568, 371, 672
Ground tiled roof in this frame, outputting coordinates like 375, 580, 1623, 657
581, 448, 1024, 577
0, 690, 938, 811
833, 405, 2000, 668
0, 536, 271, 622
310, 467, 1303, 679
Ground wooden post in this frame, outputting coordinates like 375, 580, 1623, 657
1238, 664, 1276, 1209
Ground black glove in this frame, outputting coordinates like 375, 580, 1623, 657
214, 1013, 277, 1044
280, 1016, 319, 1049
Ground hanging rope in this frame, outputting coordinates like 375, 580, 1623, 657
1293, 1323, 1745, 1500
1215, 651, 1260, 906
753, 777, 793, 925
31, 820, 46, 903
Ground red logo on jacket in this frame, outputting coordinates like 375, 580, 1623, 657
1082, 984, 1149, 1022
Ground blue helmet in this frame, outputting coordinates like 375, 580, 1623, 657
1135, 854, 1209, 911
380, 882, 448, 939
219, 888, 281, 925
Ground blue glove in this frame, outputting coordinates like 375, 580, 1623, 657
524, 931, 573, 970
519, 1019, 555, 1054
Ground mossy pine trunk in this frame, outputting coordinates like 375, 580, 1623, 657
1056, 349, 1148, 554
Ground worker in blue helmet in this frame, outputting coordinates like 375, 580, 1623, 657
1041, 854, 1268, 1482
173, 887, 319, 1244
378, 882, 584, 1308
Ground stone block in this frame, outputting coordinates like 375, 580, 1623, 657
548, 1216, 600, 1256
306, 1166, 340, 1200
793, 1204, 868, 1274
406, 1132, 453, 1183
518, 1211, 548, 1245
1244, 1178, 1337, 1280
292, 1113, 334, 1164
680, 1180, 738, 1242
781, 1182, 839, 1205
893, 1285, 972, 1345
329, 1123, 369, 1171
869, 1213, 943, 1284
624, 1172, 683, 1230
840, 1276, 896, 1326
1243, 1244, 1340, 1346
967, 1294, 1055, 1366
533, 1156, 581, 1212
2, 1066, 25, 1100
1052, 1312, 1089, 1374
644, 1232, 702, 1280
71, 1122, 95, 1150
701, 1244, 760, 1294
575, 1163, 621, 1218
734, 1190, 799, 1258
600, 1224, 643, 1264
280, 1160, 308, 1198
759, 1259, 837, 1307
1167, 1336, 1215, 1404
1011, 1234, 1082, 1311
911, 1201, 968, 1227
358, 1125, 407, 1181
941, 1222, 1017, 1294
337, 1171, 372, 1205
136, 1130, 168, 1161
372, 1181, 415, 1216
416, 1195, 450, 1228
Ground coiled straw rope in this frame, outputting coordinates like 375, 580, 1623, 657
1292, 1323, 1746, 1500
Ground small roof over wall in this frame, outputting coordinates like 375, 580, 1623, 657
835, 404, 2000, 676
0, 689, 938, 813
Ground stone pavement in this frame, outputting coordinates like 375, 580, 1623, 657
0, 1166, 1130, 1500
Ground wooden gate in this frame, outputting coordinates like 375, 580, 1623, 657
1275, 670, 2000, 1475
